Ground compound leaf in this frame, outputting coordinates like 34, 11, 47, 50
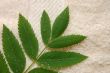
2, 25, 26, 73
37, 51, 87, 69
18, 14, 38, 59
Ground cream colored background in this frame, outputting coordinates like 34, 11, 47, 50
0, 0, 110, 73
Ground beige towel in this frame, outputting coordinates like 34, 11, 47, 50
0, 0, 110, 73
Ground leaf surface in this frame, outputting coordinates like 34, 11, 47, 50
48, 35, 86, 48
37, 51, 87, 69
41, 11, 51, 44
28, 68, 58, 73
2, 25, 26, 73
18, 14, 38, 59
0, 52, 10, 73
52, 7, 69, 39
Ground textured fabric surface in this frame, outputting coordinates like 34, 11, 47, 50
0, 0, 110, 73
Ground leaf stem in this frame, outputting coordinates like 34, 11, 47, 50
36, 48, 46, 60
24, 61, 35, 73
24, 47, 47, 73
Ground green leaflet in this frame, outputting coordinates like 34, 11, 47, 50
48, 35, 86, 48
0, 52, 10, 73
41, 11, 51, 44
2, 25, 26, 73
52, 7, 69, 39
28, 68, 58, 73
37, 51, 87, 69
18, 14, 38, 59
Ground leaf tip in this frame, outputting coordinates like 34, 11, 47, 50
19, 13, 23, 18
18, 13, 23, 26
43, 10, 46, 13
82, 35, 87, 39
42, 10, 48, 17
18, 13, 25, 23
82, 36, 87, 41
66, 6, 69, 10
83, 55, 88, 59
3, 24, 6, 29
3, 24, 8, 32
85, 55, 88, 59
79, 53, 88, 60
75, 35, 87, 40
64, 6, 69, 13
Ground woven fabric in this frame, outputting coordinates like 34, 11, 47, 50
0, 0, 110, 73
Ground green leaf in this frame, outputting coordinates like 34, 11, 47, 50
52, 7, 69, 39
18, 14, 38, 59
2, 25, 26, 73
37, 51, 87, 69
0, 52, 10, 73
41, 11, 51, 44
48, 35, 86, 48
28, 68, 58, 73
